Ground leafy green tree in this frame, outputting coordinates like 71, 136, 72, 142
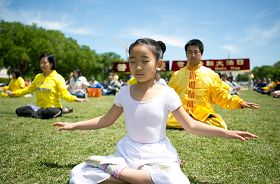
236, 73, 249, 82
273, 60, 280, 68
0, 21, 124, 81
93, 52, 122, 81
252, 61, 280, 81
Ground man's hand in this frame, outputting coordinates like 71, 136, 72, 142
241, 101, 260, 109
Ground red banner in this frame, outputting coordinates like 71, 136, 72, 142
113, 60, 170, 72
113, 58, 250, 72
171, 58, 250, 71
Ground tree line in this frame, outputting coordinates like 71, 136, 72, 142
236, 61, 280, 82
252, 61, 280, 81
0, 21, 123, 81
1, 21, 279, 83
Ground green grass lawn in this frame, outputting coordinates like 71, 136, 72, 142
0, 90, 279, 184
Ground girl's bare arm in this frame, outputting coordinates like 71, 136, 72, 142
53, 104, 123, 131
172, 106, 257, 141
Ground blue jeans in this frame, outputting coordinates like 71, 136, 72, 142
72, 91, 85, 98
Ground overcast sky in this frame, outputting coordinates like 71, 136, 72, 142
1, 0, 280, 69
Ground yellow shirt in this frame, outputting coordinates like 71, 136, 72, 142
3, 77, 26, 91
13, 70, 77, 108
222, 81, 230, 91
1, 77, 26, 97
262, 82, 277, 92
127, 77, 137, 85
168, 64, 244, 128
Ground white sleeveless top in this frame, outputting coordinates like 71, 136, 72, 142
114, 85, 182, 143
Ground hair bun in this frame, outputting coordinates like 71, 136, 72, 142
157, 41, 166, 54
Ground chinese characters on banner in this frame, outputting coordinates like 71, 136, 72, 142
171, 58, 250, 71
113, 59, 250, 72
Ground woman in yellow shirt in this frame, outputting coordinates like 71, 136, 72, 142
1, 70, 26, 97
9, 54, 86, 119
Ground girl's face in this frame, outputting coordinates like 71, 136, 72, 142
40, 57, 52, 73
128, 45, 161, 83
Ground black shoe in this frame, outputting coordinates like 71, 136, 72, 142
62, 107, 73, 114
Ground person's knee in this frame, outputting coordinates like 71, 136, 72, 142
76, 93, 85, 98
15, 106, 33, 117
15, 107, 22, 116
39, 108, 62, 119
74, 91, 85, 98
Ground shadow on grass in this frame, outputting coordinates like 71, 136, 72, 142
166, 127, 184, 131
40, 161, 77, 169
188, 176, 222, 184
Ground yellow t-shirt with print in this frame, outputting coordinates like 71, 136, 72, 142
13, 70, 76, 108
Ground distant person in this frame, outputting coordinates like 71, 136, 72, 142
167, 39, 259, 129
1, 70, 27, 97
229, 77, 241, 95
270, 80, 280, 98
89, 77, 99, 86
67, 69, 90, 98
102, 73, 121, 95
248, 73, 254, 90
53, 38, 257, 184
221, 74, 240, 95
219, 73, 231, 92
88, 77, 103, 88
261, 78, 278, 95
66, 72, 73, 85
253, 78, 267, 92
155, 71, 167, 86
271, 90, 280, 98
9, 54, 86, 119
271, 80, 280, 96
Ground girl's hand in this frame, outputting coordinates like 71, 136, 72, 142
53, 122, 76, 131
76, 98, 88, 102
226, 130, 257, 141
241, 101, 260, 109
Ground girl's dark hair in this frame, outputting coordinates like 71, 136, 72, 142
184, 39, 204, 55
39, 53, 56, 70
11, 69, 21, 78
128, 38, 166, 60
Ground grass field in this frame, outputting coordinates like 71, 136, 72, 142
0, 90, 279, 184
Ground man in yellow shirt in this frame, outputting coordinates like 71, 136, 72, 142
10, 54, 86, 119
167, 39, 259, 129
1, 70, 26, 97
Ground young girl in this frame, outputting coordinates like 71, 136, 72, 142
53, 38, 257, 184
